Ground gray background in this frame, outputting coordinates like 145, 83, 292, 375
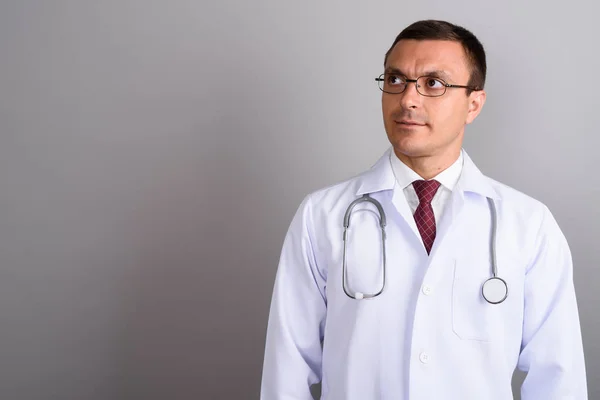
0, 1, 597, 399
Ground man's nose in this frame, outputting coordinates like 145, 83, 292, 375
399, 81, 422, 109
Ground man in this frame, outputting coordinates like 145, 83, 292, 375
260, 20, 587, 399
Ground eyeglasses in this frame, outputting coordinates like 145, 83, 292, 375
375, 73, 480, 97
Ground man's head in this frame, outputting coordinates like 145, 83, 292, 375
381, 20, 487, 165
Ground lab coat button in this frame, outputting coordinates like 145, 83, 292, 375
419, 352, 430, 364
422, 285, 433, 295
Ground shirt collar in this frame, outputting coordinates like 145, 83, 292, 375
389, 149, 463, 191
355, 147, 499, 200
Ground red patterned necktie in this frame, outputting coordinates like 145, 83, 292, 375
412, 179, 441, 255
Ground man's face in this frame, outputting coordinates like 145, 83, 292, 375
382, 39, 485, 160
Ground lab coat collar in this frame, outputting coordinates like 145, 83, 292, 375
355, 148, 397, 196
456, 149, 500, 200
356, 147, 499, 200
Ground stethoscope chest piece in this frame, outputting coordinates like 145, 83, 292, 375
481, 277, 508, 304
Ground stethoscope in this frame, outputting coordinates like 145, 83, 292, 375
341, 194, 508, 304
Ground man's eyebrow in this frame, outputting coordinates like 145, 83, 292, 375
384, 66, 405, 75
384, 67, 452, 81
422, 70, 452, 81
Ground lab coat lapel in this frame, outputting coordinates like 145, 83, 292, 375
429, 150, 499, 259
355, 148, 422, 245
355, 148, 396, 196
391, 183, 422, 242
429, 186, 465, 259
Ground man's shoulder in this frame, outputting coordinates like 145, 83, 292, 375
487, 175, 543, 204
307, 174, 364, 202
305, 151, 393, 206
484, 175, 551, 222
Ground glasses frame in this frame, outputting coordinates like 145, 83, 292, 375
375, 73, 481, 97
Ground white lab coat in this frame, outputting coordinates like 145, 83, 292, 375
261, 148, 587, 400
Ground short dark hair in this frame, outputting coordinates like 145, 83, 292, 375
384, 20, 486, 93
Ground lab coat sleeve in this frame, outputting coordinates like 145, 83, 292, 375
260, 194, 327, 400
518, 205, 588, 399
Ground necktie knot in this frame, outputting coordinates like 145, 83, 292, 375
413, 179, 441, 204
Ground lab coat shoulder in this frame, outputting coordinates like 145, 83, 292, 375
288, 169, 377, 278
301, 164, 376, 230
278, 172, 362, 273
485, 175, 547, 225
305, 172, 365, 208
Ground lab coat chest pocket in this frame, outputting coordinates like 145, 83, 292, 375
452, 256, 502, 342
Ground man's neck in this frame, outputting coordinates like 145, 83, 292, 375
394, 148, 461, 180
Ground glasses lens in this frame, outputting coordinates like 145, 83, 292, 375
379, 73, 406, 94
377, 74, 386, 92
416, 76, 446, 97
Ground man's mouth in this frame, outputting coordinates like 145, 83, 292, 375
396, 120, 426, 126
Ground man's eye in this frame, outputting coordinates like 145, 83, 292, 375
425, 78, 444, 88
387, 75, 405, 85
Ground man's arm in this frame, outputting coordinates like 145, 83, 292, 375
518, 205, 587, 399
260, 194, 327, 400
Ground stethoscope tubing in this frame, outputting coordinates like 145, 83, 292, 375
342, 194, 507, 304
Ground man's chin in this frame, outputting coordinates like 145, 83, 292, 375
388, 135, 432, 155
390, 144, 433, 159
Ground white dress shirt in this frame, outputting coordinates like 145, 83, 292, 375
389, 149, 463, 225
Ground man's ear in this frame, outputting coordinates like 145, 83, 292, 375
466, 90, 486, 125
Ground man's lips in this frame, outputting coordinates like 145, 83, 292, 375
395, 120, 426, 126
